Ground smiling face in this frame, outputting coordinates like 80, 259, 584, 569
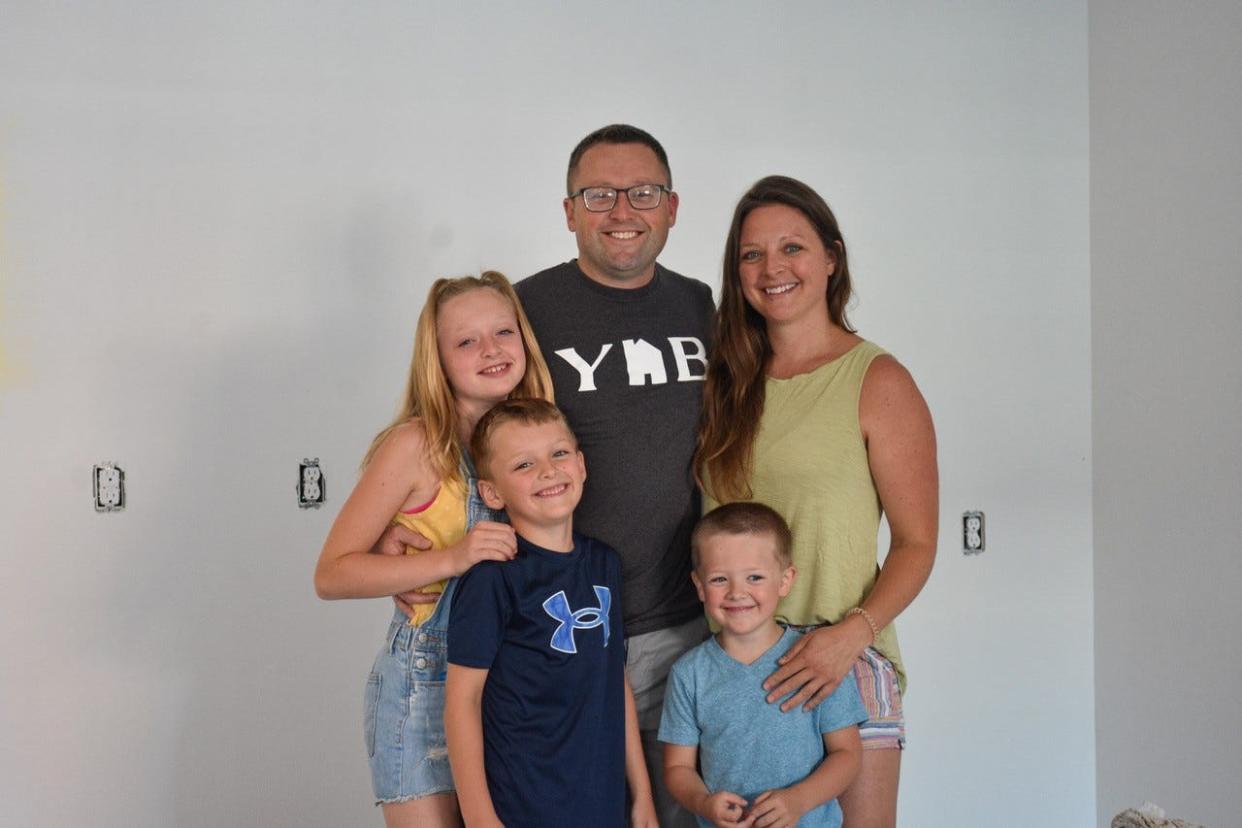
435, 287, 526, 422
477, 418, 586, 535
692, 530, 795, 640
563, 142, 678, 288
736, 202, 837, 329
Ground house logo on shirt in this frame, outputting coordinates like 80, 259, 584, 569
553, 337, 707, 391
542, 587, 611, 654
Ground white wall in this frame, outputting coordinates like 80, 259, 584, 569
0, 3, 1094, 825
1090, 3, 1242, 825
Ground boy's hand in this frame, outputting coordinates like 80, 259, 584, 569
702, 790, 754, 827
747, 788, 803, 828
630, 796, 659, 828
448, 521, 517, 573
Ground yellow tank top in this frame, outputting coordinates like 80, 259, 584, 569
704, 340, 905, 690
392, 479, 468, 627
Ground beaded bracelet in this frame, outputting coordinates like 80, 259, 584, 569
846, 606, 880, 644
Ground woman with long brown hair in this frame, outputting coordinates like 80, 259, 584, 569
696, 176, 938, 827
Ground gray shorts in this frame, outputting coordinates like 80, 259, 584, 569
626, 615, 710, 828
626, 614, 711, 730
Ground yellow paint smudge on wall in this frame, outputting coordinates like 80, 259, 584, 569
0, 161, 7, 388
0, 156, 16, 391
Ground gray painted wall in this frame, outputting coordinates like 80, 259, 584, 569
1, 3, 1096, 825
1090, 2, 1242, 826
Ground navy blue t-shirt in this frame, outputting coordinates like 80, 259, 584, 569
448, 532, 626, 828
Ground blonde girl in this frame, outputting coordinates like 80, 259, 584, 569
315, 271, 553, 828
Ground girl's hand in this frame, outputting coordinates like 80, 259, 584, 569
763, 620, 870, 712
447, 521, 517, 574
702, 790, 754, 827
748, 788, 802, 828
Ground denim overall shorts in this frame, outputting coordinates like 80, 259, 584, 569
364, 457, 504, 804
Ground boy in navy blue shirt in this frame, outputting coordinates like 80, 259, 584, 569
446, 398, 657, 828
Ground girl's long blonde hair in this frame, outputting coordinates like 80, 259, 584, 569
362, 271, 555, 488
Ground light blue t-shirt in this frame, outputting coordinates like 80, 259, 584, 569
658, 627, 868, 828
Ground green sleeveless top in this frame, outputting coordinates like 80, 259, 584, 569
704, 340, 905, 690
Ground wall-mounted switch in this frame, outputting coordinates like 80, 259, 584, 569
963, 511, 985, 554
298, 459, 325, 509
94, 463, 126, 512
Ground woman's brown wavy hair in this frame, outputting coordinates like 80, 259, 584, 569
696, 175, 855, 501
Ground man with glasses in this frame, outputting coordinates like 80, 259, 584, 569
515, 124, 713, 827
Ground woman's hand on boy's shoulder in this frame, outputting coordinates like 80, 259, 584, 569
764, 623, 869, 712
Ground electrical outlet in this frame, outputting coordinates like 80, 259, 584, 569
94, 463, 126, 512
298, 459, 325, 509
963, 511, 985, 554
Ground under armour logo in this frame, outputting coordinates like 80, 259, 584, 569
542, 587, 611, 654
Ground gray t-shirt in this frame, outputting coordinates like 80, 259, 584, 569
658, 628, 868, 828
516, 261, 714, 636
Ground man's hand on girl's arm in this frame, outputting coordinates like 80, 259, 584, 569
371, 523, 437, 616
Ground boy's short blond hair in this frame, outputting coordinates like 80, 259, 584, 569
691, 502, 793, 569
470, 398, 575, 478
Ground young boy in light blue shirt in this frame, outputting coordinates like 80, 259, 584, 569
659, 503, 867, 828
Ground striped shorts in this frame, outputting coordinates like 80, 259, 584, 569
853, 646, 905, 750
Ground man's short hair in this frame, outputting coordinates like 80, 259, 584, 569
691, 502, 793, 569
566, 124, 672, 194
470, 398, 575, 478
